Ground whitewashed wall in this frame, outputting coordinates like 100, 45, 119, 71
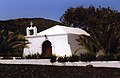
52, 34, 71, 56
24, 34, 72, 56
24, 36, 44, 55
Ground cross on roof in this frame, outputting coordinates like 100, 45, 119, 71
30, 22, 33, 27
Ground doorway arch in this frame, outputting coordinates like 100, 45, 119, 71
42, 40, 52, 58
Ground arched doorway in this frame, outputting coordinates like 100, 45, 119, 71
42, 40, 52, 58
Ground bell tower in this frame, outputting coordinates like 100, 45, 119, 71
26, 22, 37, 36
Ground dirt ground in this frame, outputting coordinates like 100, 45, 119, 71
0, 64, 120, 78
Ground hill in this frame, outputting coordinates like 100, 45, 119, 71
0, 18, 62, 35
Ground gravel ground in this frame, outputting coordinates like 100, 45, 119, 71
0, 64, 120, 78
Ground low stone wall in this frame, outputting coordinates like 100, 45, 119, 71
53, 61, 120, 68
0, 59, 120, 68
0, 59, 51, 65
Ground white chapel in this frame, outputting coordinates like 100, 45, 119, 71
24, 22, 90, 57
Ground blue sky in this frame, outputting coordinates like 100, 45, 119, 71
0, 0, 120, 21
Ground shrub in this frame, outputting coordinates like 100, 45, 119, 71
57, 55, 68, 62
68, 55, 80, 62
25, 53, 42, 59
32, 54, 37, 59
57, 57, 64, 62
50, 55, 57, 63
115, 53, 120, 61
25, 54, 32, 59
96, 55, 108, 61
97, 53, 115, 61
2, 57, 13, 59
80, 52, 96, 62
107, 53, 115, 61
25, 53, 57, 59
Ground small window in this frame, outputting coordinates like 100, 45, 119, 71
29, 29, 34, 35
